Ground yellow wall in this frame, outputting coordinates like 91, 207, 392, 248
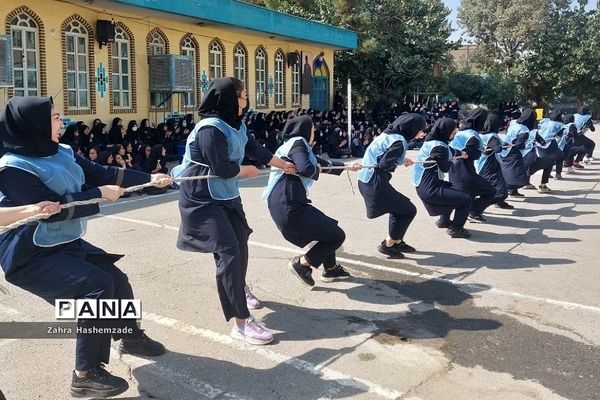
1, 0, 336, 124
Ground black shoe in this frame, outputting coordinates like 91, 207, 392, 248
555, 173, 563, 180
393, 241, 416, 253
377, 241, 405, 259
447, 227, 472, 238
468, 213, 487, 224
288, 257, 315, 287
321, 265, 351, 282
435, 220, 451, 228
495, 201, 514, 209
509, 190, 525, 197
522, 183, 536, 190
119, 329, 165, 357
71, 364, 129, 398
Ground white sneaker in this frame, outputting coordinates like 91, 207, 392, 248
584, 157, 594, 164
231, 317, 273, 345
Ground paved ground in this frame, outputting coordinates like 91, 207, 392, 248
1, 149, 599, 400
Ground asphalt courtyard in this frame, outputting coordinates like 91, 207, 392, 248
1, 149, 599, 400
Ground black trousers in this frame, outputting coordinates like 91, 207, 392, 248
387, 197, 417, 241
577, 135, 596, 158
527, 157, 555, 185
422, 187, 472, 230
7, 253, 139, 371
304, 225, 346, 269
564, 144, 588, 166
212, 208, 251, 321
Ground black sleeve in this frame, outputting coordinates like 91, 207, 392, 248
197, 126, 241, 178
585, 118, 595, 132
316, 156, 344, 176
378, 140, 405, 171
429, 146, 452, 172
514, 132, 528, 149
464, 137, 482, 160
486, 136, 504, 154
0, 168, 101, 222
535, 133, 546, 145
288, 140, 319, 180
245, 129, 274, 165
75, 155, 149, 188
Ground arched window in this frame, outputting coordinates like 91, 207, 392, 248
64, 20, 89, 109
209, 39, 224, 80
181, 35, 198, 107
10, 12, 40, 97
233, 43, 247, 88
148, 30, 166, 55
255, 47, 267, 108
147, 29, 169, 107
291, 52, 301, 106
274, 50, 285, 107
111, 25, 132, 108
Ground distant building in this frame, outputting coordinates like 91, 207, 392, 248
450, 44, 478, 72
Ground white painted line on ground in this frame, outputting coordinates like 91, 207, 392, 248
0, 304, 405, 400
119, 353, 253, 400
100, 215, 600, 315
142, 311, 405, 400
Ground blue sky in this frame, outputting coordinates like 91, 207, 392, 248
444, 0, 597, 43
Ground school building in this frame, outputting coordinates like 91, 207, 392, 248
0, 0, 357, 124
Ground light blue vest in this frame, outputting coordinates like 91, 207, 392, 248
411, 140, 451, 187
475, 133, 501, 173
574, 113, 592, 132
171, 117, 248, 201
357, 133, 407, 183
261, 136, 317, 202
539, 119, 564, 142
0, 144, 86, 247
502, 122, 527, 157
558, 123, 575, 151
449, 129, 482, 153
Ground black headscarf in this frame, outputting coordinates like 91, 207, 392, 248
483, 113, 501, 134
460, 108, 488, 132
386, 113, 426, 141
282, 115, 313, 142
549, 109, 563, 122
563, 114, 575, 124
198, 77, 241, 129
0, 96, 57, 157
517, 109, 537, 130
578, 106, 590, 115
97, 151, 112, 165
425, 118, 457, 143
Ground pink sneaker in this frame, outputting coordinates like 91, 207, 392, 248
245, 287, 261, 310
230, 317, 273, 345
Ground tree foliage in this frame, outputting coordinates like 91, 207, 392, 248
459, 0, 600, 109
245, 0, 455, 110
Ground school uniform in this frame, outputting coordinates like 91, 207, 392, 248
358, 114, 423, 243
174, 80, 273, 322
500, 119, 531, 193
263, 116, 345, 270
0, 143, 154, 372
573, 110, 596, 160
475, 114, 508, 204
411, 118, 472, 236
449, 109, 496, 219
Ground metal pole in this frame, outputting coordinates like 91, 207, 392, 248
347, 78, 352, 150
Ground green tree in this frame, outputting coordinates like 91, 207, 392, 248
457, 0, 550, 76
245, 0, 454, 110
